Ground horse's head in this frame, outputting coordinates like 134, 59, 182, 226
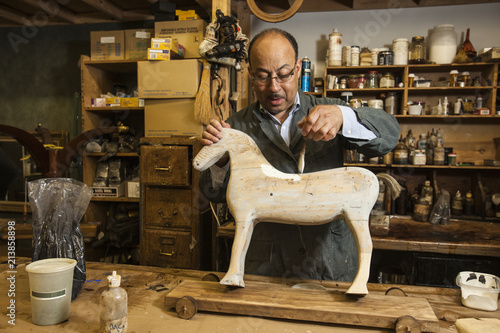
193, 128, 234, 171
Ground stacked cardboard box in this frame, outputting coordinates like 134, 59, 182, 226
147, 38, 185, 60
154, 19, 207, 59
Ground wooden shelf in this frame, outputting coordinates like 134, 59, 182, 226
84, 107, 144, 112
86, 152, 139, 157
90, 197, 139, 202
345, 163, 500, 170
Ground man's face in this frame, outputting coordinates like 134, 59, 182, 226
249, 34, 302, 117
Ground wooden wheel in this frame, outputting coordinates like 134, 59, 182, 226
395, 315, 421, 333
385, 287, 407, 297
201, 273, 221, 282
175, 296, 198, 319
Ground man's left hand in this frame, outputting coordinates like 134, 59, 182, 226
297, 105, 343, 141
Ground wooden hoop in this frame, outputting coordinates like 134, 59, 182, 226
247, 0, 304, 22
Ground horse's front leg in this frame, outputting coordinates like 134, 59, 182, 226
343, 215, 372, 295
220, 217, 255, 287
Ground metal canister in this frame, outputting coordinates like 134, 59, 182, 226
301, 57, 311, 92
378, 50, 394, 65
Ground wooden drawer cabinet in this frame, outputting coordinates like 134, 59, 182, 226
141, 146, 190, 186
140, 137, 212, 270
143, 188, 192, 229
141, 229, 193, 268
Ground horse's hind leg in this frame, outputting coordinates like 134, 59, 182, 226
220, 217, 255, 287
343, 214, 372, 295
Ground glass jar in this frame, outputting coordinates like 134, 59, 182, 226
428, 24, 457, 64
379, 72, 395, 88
392, 38, 409, 65
409, 36, 426, 64
347, 75, 359, 88
366, 71, 378, 88
384, 92, 398, 115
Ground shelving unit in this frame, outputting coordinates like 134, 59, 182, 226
325, 62, 500, 222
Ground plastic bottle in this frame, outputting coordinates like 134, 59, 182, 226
476, 94, 483, 109
100, 271, 128, 333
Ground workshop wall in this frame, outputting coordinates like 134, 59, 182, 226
251, 3, 500, 79
0, 21, 151, 137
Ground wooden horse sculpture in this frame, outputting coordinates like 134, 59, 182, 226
193, 128, 379, 295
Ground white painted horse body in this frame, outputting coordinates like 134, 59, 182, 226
193, 128, 379, 295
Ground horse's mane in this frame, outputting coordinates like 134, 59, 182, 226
221, 128, 262, 154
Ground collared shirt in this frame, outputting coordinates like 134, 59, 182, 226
260, 92, 376, 146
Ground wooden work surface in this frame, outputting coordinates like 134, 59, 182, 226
1, 258, 499, 332
217, 216, 500, 258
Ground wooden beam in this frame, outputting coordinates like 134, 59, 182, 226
80, 0, 125, 21
18, 0, 79, 24
193, 0, 213, 17
0, 4, 26, 25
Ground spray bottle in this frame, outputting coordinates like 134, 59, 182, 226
100, 271, 128, 333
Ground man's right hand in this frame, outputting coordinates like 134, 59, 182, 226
200, 119, 231, 146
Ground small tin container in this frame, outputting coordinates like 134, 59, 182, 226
378, 51, 394, 65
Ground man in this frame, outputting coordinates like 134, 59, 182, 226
199, 28, 400, 282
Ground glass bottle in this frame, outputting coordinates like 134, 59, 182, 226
395, 180, 408, 215
409, 36, 426, 64
417, 133, 427, 151
421, 180, 434, 206
413, 196, 430, 222
101, 271, 128, 333
464, 191, 474, 215
433, 140, 445, 165
366, 71, 379, 88
393, 135, 409, 164
451, 190, 464, 215
426, 139, 434, 165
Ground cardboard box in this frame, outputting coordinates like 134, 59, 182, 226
105, 97, 121, 107
90, 30, 125, 61
154, 19, 207, 58
91, 183, 124, 197
124, 181, 140, 198
120, 98, 144, 108
481, 47, 500, 62
125, 29, 154, 60
147, 47, 185, 60
138, 59, 201, 98
145, 99, 203, 136
151, 38, 179, 51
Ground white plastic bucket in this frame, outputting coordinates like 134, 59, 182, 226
456, 271, 500, 311
26, 258, 77, 325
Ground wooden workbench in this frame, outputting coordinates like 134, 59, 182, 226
1, 258, 499, 332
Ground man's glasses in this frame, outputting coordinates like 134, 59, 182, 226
251, 67, 295, 86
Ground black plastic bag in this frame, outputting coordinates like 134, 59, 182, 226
28, 178, 91, 301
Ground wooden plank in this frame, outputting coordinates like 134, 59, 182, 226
165, 280, 440, 332
0, 222, 100, 240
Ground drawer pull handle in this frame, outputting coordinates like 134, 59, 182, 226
158, 208, 178, 220
160, 251, 176, 257
155, 166, 173, 172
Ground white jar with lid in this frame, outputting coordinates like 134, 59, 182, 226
428, 24, 457, 64
392, 38, 409, 65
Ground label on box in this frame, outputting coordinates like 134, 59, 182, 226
91, 186, 123, 197
100, 36, 116, 43
135, 31, 151, 39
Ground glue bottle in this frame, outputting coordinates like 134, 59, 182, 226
100, 271, 128, 333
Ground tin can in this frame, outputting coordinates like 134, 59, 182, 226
301, 69, 311, 92
302, 56, 311, 70
378, 51, 394, 65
